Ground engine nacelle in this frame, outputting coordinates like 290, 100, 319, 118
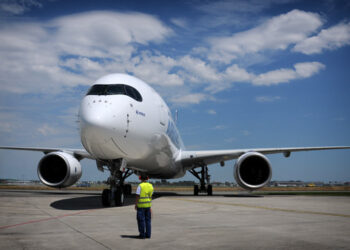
234, 152, 272, 190
37, 152, 82, 188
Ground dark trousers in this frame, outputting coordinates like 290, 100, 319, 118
137, 207, 151, 238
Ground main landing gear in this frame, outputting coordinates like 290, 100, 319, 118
100, 160, 133, 207
189, 165, 212, 196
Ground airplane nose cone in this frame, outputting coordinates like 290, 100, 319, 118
80, 104, 107, 128
79, 96, 128, 158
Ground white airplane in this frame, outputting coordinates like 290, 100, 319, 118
1, 73, 349, 206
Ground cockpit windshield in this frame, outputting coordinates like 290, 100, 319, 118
86, 84, 143, 102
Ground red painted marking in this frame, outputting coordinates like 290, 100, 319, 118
0, 210, 93, 230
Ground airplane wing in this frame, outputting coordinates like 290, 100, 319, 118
0, 146, 94, 160
179, 146, 350, 168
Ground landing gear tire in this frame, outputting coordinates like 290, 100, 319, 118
115, 187, 124, 206
102, 189, 112, 207
207, 184, 213, 196
194, 185, 199, 196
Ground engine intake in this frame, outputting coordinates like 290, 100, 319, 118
234, 152, 272, 190
38, 152, 82, 188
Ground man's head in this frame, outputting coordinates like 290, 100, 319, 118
139, 173, 149, 181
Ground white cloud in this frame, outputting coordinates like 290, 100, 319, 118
59, 57, 105, 73
0, 11, 174, 94
224, 64, 252, 82
171, 93, 208, 105
195, 0, 298, 30
208, 109, 216, 115
178, 56, 222, 83
204, 61, 325, 92
211, 125, 227, 130
224, 137, 236, 143
170, 18, 187, 28
255, 96, 281, 103
252, 62, 325, 86
0, 9, 336, 107
253, 69, 296, 86
196, 0, 296, 15
0, 100, 81, 147
294, 22, 350, 54
0, 0, 42, 15
0, 110, 26, 134
207, 9, 323, 63
205, 64, 254, 93
128, 52, 183, 87
293, 62, 325, 78
205, 64, 252, 93
58, 106, 80, 128
0, 122, 12, 133
37, 124, 58, 136
52, 11, 172, 57
242, 130, 251, 136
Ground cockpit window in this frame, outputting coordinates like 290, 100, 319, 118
125, 85, 142, 102
86, 84, 143, 102
106, 84, 125, 95
87, 85, 106, 95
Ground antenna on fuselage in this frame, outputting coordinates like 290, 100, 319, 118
175, 109, 178, 124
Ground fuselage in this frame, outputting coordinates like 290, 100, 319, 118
79, 74, 185, 178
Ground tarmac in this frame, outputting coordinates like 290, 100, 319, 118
0, 189, 349, 250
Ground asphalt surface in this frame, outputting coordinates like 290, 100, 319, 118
0, 189, 349, 250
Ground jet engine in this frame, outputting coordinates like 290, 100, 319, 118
234, 152, 272, 190
37, 152, 82, 188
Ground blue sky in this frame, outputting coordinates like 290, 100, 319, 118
0, 0, 349, 183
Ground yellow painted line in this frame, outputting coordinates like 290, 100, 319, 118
167, 198, 350, 218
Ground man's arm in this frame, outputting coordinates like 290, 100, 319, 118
135, 195, 139, 210
135, 185, 141, 210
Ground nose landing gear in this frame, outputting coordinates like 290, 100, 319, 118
100, 159, 133, 207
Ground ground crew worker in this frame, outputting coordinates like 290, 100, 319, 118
135, 174, 154, 239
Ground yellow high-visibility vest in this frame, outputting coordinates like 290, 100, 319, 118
137, 182, 154, 208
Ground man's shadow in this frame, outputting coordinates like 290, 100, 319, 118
120, 235, 146, 239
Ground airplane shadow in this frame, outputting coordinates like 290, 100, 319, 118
51, 195, 108, 210
51, 194, 138, 210
0, 189, 101, 196
50, 191, 262, 210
